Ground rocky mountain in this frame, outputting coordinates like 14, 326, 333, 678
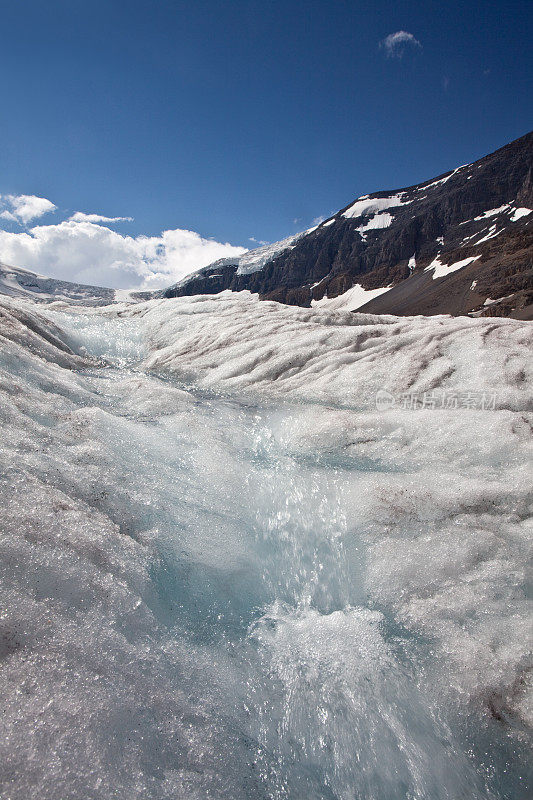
165, 131, 533, 319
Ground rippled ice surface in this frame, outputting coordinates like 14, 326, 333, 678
1, 300, 531, 800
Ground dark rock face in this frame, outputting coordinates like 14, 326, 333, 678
165, 131, 533, 318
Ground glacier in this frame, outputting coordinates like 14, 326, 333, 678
0, 291, 532, 800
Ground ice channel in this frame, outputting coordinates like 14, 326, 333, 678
0, 300, 531, 800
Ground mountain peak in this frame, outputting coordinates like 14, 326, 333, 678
165, 131, 533, 319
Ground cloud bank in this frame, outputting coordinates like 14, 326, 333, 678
0, 194, 57, 224
380, 31, 421, 58
0, 195, 247, 290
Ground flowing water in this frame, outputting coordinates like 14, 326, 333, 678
1, 305, 531, 800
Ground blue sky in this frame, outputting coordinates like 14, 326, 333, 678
0, 0, 531, 288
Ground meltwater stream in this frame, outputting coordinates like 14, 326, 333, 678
2, 306, 531, 800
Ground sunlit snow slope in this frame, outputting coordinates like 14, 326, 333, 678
1, 291, 532, 800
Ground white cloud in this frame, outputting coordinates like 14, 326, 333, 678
0, 194, 57, 224
380, 31, 421, 58
0, 201, 247, 290
69, 212, 134, 224
312, 216, 325, 226
249, 236, 268, 246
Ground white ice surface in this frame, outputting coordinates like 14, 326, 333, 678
1, 291, 532, 800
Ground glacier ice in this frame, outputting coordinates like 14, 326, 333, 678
0, 292, 531, 799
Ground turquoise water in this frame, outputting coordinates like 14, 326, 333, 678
15, 307, 530, 800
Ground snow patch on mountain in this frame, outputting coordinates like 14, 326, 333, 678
474, 205, 510, 221
470, 205, 531, 225
475, 226, 505, 245
425, 255, 481, 280
510, 207, 532, 222
342, 194, 410, 220
311, 283, 391, 311
356, 212, 394, 238
416, 164, 470, 192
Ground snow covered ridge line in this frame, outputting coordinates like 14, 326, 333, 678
166, 230, 307, 289
0, 262, 158, 306
0, 262, 115, 305
415, 162, 471, 192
